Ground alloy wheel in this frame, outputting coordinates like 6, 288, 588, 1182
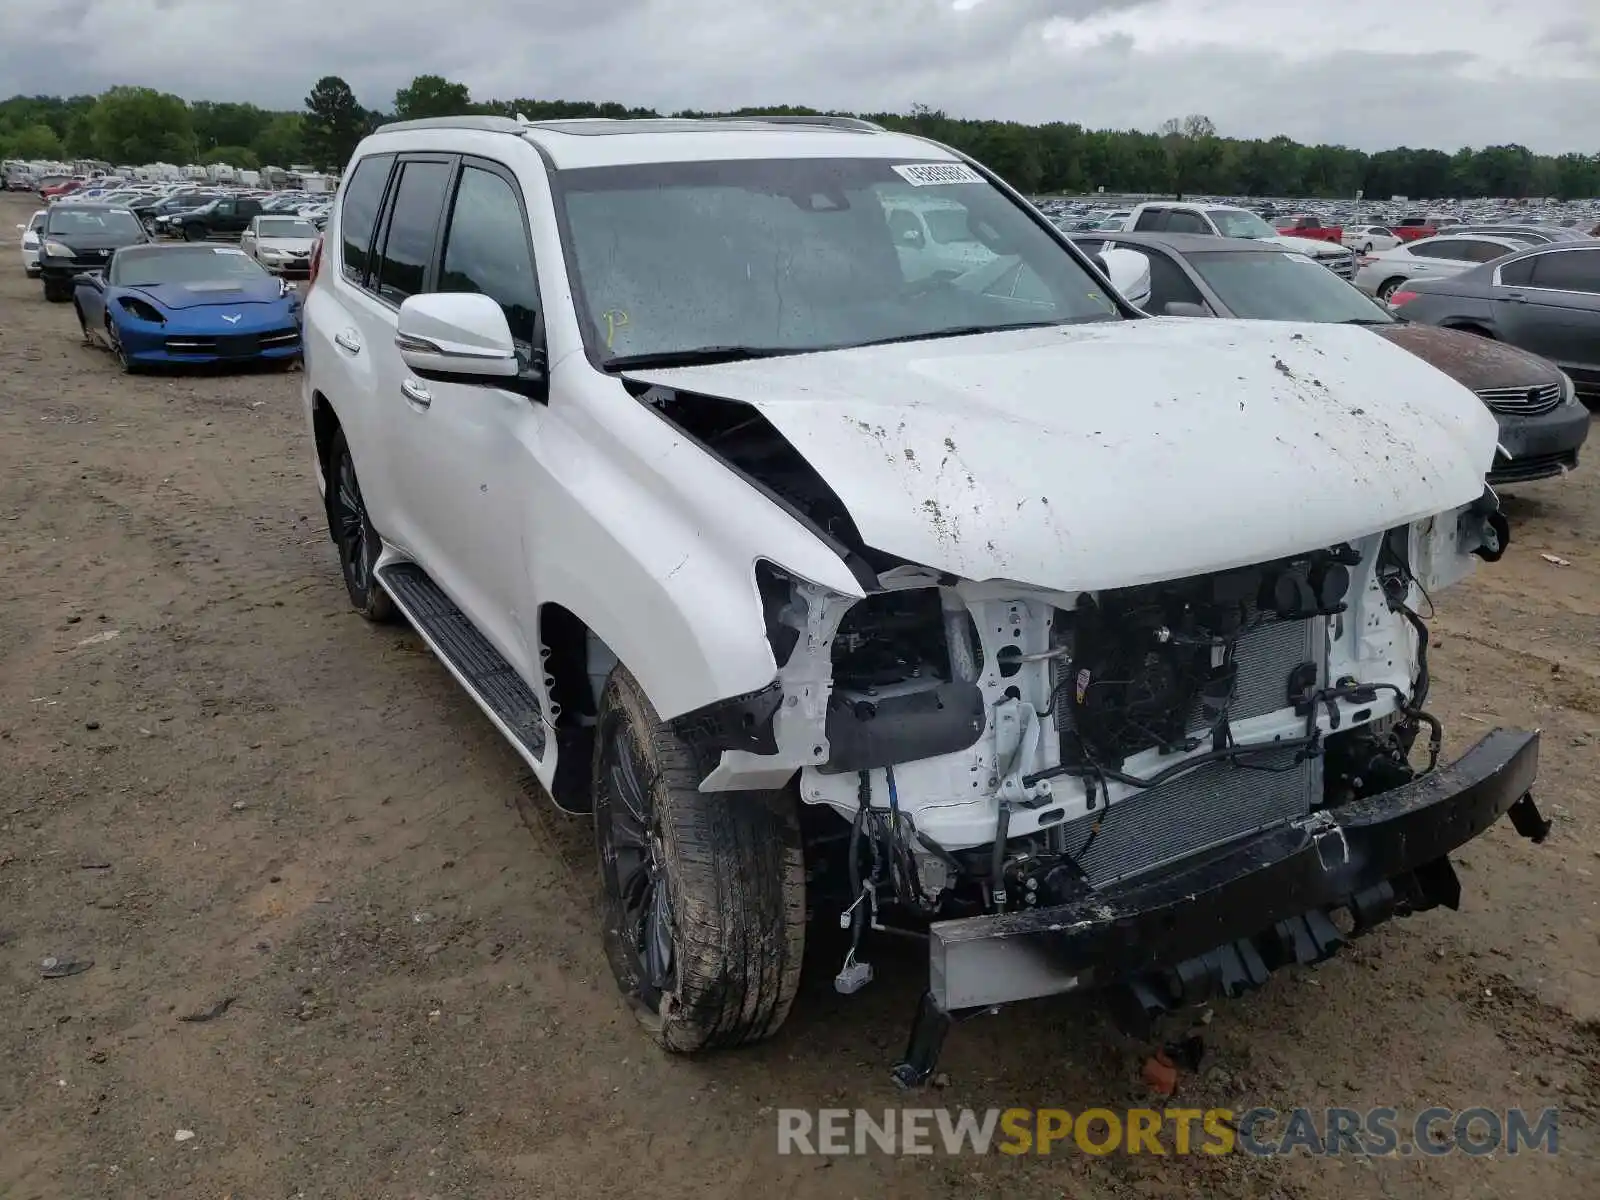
332, 450, 373, 594
596, 715, 676, 1008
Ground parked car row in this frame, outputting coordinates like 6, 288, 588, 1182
15, 200, 303, 369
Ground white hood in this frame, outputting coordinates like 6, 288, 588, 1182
628, 319, 1498, 593
1268, 233, 1346, 257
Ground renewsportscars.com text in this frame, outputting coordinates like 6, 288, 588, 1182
776, 1106, 1561, 1157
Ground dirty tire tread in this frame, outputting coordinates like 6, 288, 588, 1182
600, 667, 805, 1053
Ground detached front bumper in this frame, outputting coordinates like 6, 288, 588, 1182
928, 729, 1542, 1012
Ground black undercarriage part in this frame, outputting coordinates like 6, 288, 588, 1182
821, 589, 987, 773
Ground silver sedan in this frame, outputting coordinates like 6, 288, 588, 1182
1354, 233, 1531, 302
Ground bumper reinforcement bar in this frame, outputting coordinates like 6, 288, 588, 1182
890, 728, 1544, 1087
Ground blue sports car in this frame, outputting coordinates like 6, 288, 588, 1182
73, 243, 302, 371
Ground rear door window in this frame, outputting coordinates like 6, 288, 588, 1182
1529, 248, 1600, 294
1133, 207, 1167, 232
1498, 256, 1536, 286
373, 160, 452, 304
339, 153, 395, 287
1163, 210, 1209, 234
1454, 239, 1516, 264
1412, 241, 1463, 260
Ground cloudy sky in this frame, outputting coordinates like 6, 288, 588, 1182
7, 0, 1598, 152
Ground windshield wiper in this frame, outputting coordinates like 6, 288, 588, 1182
604, 345, 802, 371
1339, 317, 1393, 325
846, 318, 1091, 350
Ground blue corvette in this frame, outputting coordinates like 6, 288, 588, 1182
73, 243, 302, 371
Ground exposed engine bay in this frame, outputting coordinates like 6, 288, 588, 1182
682, 511, 1502, 953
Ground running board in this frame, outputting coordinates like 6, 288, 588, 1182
377, 563, 585, 814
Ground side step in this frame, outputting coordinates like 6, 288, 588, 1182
377, 563, 585, 814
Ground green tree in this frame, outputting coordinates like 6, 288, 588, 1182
302, 75, 366, 172
192, 101, 270, 154
393, 74, 472, 121
86, 86, 195, 163
201, 145, 260, 170
1159, 114, 1218, 199
3, 122, 63, 159
252, 112, 305, 167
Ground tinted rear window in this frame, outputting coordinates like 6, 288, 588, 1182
1530, 248, 1600, 293
374, 160, 451, 304
340, 153, 394, 287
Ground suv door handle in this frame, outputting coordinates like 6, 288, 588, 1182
333, 329, 361, 354
401, 378, 432, 408
1504, 291, 1528, 303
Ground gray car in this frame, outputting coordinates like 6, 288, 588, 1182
1392, 239, 1600, 407
1444, 225, 1587, 246
1074, 231, 1591, 483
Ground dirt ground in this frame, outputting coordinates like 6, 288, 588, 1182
0, 191, 1596, 1199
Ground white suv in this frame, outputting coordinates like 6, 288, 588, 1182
301, 115, 1544, 1083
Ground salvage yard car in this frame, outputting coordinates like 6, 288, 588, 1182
1392, 238, 1600, 407
35, 203, 151, 301
301, 115, 1547, 1083
1119, 201, 1357, 279
241, 215, 318, 275
73, 243, 302, 371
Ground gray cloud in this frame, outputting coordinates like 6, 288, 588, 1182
2, 0, 1596, 153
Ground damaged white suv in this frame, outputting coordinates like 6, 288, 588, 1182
301, 115, 1547, 1082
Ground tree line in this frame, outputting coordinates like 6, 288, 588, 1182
3, 76, 1597, 201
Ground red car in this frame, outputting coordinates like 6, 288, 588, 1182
1272, 214, 1343, 243
40, 177, 85, 201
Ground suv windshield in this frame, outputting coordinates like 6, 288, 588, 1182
554, 157, 1119, 366
1190, 250, 1394, 324
112, 245, 268, 286
46, 208, 144, 238
1207, 208, 1278, 239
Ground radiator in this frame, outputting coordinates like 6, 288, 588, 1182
1051, 612, 1326, 887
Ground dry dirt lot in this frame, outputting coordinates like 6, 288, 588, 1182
0, 191, 1596, 1199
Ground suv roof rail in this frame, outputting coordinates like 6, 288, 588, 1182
709, 114, 887, 133
373, 115, 531, 136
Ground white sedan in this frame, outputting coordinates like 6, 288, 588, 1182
1341, 224, 1401, 253
18, 209, 46, 276
1352, 233, 1530, 301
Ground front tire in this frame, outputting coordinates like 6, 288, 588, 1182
105, 316, 138, 373
326, 429, 395, 622
594, 666, 806, 1053
182, 225, 202, 242
42, 278, 71, 302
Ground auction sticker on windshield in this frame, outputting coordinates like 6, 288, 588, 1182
892, 163, 984, 186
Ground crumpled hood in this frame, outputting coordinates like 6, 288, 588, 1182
626, 319, 1500, 593
126, 278, 285, 311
